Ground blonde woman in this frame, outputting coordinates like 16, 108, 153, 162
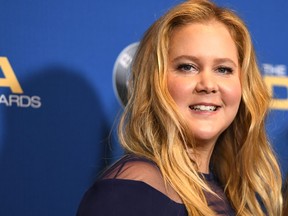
77, 0, 282, 215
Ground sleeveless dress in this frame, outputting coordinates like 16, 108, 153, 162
77, 154, 236, 216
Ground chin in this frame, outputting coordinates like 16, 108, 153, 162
193, 132, 222, 146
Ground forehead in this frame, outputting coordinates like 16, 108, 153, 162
168, 21, 238, 62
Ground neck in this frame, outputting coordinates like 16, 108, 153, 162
189, 141, 216, 174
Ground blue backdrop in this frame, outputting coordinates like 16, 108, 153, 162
0, 0, 287, 215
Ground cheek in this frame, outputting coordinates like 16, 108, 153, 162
222, 80, 242, 106
167, 76, 193, 105
167, 81, 180, 102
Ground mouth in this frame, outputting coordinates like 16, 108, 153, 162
189, 105, 220, 112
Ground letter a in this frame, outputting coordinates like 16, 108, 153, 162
0, 57, 23, 94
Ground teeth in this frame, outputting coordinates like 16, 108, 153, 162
191, 105, 217, 111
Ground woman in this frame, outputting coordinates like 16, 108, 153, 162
77, 0, 282, 215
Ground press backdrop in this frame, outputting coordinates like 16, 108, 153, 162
0, 0, 287, 215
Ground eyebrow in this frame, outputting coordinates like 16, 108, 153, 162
171, 55, 238, 67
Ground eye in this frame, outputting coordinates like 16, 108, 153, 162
177, 64, 198, 73
216, 66, 233, 74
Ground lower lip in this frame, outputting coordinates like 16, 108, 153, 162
189, 107, 220, 115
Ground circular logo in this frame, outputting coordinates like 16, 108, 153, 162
112, 42, 139, 107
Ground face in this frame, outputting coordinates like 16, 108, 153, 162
167, 21, 241, 147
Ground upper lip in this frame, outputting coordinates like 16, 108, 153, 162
189, 102, 221, 107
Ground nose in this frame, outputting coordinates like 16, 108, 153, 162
194, 71, 218, 94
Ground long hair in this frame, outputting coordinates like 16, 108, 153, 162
118, 0, 282, 215
283, 176, 288, 215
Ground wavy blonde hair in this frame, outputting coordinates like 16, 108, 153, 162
118, 0, 282, 215
283, 176, 288, 216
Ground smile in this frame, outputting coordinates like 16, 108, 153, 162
189, 105, 218, 111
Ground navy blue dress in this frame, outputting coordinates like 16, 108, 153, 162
77, 155, 236, 216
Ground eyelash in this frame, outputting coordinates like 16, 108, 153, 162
176, 64, 233, 75
216, 66, 233, 74
176, 64, 197, 72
